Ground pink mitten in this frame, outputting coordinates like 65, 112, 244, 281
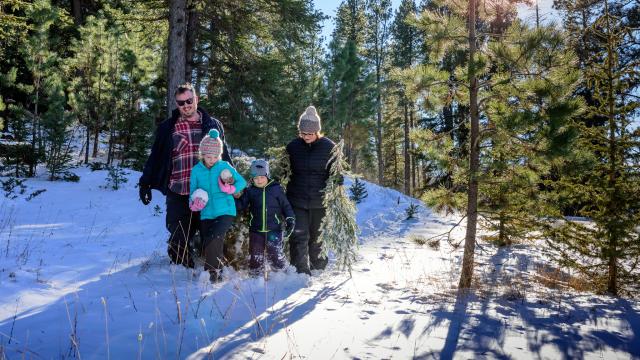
190, 197, 206, 212
218, 177, 236, 194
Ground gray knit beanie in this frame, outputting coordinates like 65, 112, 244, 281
250, 159, 270, 178
298, 106, 321, 133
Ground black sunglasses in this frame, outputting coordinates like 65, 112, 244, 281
176, 97, 194, 107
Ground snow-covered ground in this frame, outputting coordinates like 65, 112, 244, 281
0, 167, 638, 359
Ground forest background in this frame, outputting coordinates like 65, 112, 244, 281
0, 0, 638, 296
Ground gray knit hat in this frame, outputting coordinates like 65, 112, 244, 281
298, 106, 321, 133
250, 159, 270, 178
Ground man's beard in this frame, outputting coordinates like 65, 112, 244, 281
180, 107, 196, 117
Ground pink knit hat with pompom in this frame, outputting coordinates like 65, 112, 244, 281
199, 129, 223, 159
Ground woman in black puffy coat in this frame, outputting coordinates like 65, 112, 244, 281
286, 106, 337, 275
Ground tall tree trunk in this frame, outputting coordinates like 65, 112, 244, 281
376, 61, 384, 185
167, 0, 187, 118
344, 123, 352, 165
444, 103, 454, 139
31, 65, 40, 177
371, 3, 387, 187
205, 19, 217, 97
107, 40, 119, 166
498, 212, 506, 246
403, 101, 410, 195
410, 106, 416, 192
85, 111, 90, 164
93, 125, 100, 158
393, 127, 398, 187
123, 75, 134, 151
71, 0, 83, 25
93, 58, 103, 159
459, 0, 479, 290
351, 151, 358, 175
604, 1, 618, 296
185, 3, 199, 84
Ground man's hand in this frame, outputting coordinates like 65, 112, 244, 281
285, 217, 295, 239
139, 184, 152, 205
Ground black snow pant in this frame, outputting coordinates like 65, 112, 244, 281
166, 190, 200, 268
249, 231, 285, 274
289, 207, 327, 274
201, 215, 234, 281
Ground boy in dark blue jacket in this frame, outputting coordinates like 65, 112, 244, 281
238, 159, 295, 274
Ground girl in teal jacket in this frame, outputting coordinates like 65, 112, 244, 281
190, 129, 246, 282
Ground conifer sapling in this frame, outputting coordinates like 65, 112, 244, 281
349, 177, 368, 204
318, 140, 360, 274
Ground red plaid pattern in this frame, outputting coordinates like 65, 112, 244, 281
169, 112, 203, 195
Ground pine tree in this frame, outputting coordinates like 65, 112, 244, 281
349, 177, 368, 204
65, 15, 110, 163
405, 203, 419, 220
543, 0, 640, 296
324, 37, 376, 173
196, 0, 323, 155
167, 0, 187, 118
389, 0, 419, 196
364, 0, 392, 185
20, 0, 67, 175
318, 140, 360, 274
479, 23, 583, 246
322, 0, 376, 174
0, 0, 30, 64
407, 0, 563, 289
42, 72, 74, 180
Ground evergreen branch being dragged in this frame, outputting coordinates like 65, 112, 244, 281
318, 140, 360, 275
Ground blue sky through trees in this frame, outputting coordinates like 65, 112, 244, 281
315, 0, 558, 44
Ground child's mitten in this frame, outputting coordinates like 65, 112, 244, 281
218, 176, 236, 194
190, 189, 209, 211
284, 217, 295, 239
220, 169, 235, 185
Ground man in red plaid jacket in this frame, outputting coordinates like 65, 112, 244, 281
139, 83, 232, 268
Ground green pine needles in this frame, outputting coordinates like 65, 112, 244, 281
318, 140, 360, 274
542, 1, 640, 296
265, 146, 292, 187
349, 177, 368, 204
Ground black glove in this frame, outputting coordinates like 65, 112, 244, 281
139, 184, 152, 205
284, 217, 295, 238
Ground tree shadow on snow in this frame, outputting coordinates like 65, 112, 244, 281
188, 278, 350, 359
420, 246, 514, 360
413, 245, 639, 359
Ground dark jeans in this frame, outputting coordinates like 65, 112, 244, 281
289, 207, 327, 274
249, 231, 285, 273
166, 190, 200, 268
201, 216, 234, 279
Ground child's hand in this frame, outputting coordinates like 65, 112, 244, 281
190, 197, 206, 212
285, 218, 295, 238
232, 190, 243, 199
220, 169, 235, 185
218, 177, 236, 194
